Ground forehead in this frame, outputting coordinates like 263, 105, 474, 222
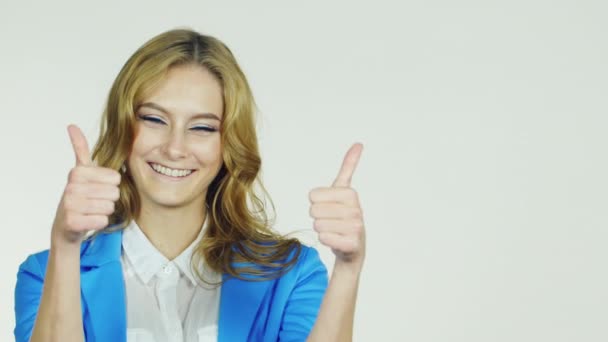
139, 64, 224, 119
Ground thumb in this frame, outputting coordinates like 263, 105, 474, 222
332, 143, 363, 187
67, 124, 92, 166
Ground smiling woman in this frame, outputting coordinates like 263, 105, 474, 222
129, 66, 224, 220
14, 28, 366, 342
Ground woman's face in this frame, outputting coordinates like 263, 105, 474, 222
128, 64, 224, 211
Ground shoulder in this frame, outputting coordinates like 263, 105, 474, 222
16, 250, 49, 280
273, 243, 328, 289
292, 244, 326, 275
17, 230, 123, 277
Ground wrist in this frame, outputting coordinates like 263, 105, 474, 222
50, 234, 83, 254
332, 258, 364, 280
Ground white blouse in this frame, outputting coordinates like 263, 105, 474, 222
120, 218, 221, 342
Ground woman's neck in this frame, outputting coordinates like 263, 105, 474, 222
135, 200, 207, 260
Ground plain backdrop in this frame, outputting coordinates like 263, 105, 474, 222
1, 1, 607, 341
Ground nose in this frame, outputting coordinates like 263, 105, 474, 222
161, 128, 188, 160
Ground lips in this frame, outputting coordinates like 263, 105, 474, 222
148, 162, 196, 178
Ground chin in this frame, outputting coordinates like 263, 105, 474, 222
147, 188, 208, 209
148, 194, 192, 208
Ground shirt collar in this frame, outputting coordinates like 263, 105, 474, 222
172, 224, 207, 286
122, 216, 208, 286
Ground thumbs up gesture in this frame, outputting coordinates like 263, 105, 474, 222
309, 143, 365, 270
50, 125, 121, 247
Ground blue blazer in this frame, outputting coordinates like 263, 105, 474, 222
14, 230, 328, 342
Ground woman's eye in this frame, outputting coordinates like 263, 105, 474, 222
137, 115, 217, 133
191, 126, 218, 133
138, 114, 165, 124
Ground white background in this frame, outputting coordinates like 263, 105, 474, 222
1, 1, 607, 341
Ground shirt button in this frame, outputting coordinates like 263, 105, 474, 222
163, 265, 172, 274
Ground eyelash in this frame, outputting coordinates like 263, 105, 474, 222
137, 114, 218, 133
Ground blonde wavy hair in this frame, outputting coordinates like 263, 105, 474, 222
90, 28, 301, 283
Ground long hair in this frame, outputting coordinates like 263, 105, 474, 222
91, 28, 301, 283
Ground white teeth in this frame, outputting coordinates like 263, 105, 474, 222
150, 163, 193, 177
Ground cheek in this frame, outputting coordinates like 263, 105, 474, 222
193, 139, 222, 166
130, 129, 157, 155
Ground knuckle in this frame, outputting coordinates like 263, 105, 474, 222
64, 183, 76, 195
107, 201, 115, 213
313, 220, 322, 231
351, 189, 360, 202
345, 188, 357, 198
94, 216, 109, 229
353, 220, 364, 231
64, 214, 78, 230
94, 201, 104, 213
308, 189, 315, 202
87, 215, 108, 230
318, 232, 329, 244
63, 197, 73, 211
67, 168, 78, 182
111, 170, 122, 184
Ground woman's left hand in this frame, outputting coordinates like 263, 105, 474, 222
309, 143, 365, 272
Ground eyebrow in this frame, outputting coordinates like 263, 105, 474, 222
138, 102, 221, 121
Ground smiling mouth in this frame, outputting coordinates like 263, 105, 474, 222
148, 162, 196, 178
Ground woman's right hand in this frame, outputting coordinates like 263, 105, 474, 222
50, 124, 121, 247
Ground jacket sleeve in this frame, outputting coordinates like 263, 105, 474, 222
279, 246, 329, 342
14, 254, 45, 342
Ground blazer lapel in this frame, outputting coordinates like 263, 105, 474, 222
77, 229, 274, 341
80, 230, 126, 342
218, 274, 271, 341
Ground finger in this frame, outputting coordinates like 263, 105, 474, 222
65, 214, 109, 232
309, 203, 362, 220
67, 124, 92, 166
309, 187, 359, 206
64, 183, 121, 201
63, 197, 116, 216
68, 166, 121, 185
313, 219, 364, 234
332, 143, 363, 188
318, 232, 361, 254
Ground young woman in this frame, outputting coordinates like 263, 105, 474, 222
14, 28, 365, 342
